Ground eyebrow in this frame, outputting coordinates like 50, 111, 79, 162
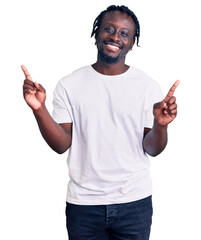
103, 22, 130, 31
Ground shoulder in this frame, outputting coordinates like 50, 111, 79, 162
129, 66, 163, 96
129, 66, 159, 86
59, 66, 90, 87
53, 66, 90, 94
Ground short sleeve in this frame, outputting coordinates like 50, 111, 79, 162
52, 81, 73, 124
144, 83, 164, 128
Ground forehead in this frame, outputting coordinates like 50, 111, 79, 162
100, 10, 135, 30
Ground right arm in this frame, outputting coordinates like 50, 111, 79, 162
22, 65, 72, 154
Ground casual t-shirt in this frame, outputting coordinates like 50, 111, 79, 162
52, 65, 163, 205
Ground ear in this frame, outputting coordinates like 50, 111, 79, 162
130, 40, 135, 51
94, 29, 99, 45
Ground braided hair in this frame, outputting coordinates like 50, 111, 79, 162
91, 5, 140, 46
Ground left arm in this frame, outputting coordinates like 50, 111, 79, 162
143, 123, 167, 157
143, 80, 180, 157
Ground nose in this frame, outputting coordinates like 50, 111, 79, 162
110, 31, 121, 42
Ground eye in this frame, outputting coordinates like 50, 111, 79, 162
104, 26, 115, 34
120, 30, 129, 37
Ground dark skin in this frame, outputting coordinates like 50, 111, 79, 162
92, 11, 135, 75
22, 10, 179, 156
22, 68, 72, 154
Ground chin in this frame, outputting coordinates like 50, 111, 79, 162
98, 49, 121, 64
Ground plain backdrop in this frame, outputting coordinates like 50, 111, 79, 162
0, 0, 200, 239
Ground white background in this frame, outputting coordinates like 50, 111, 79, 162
0, 0, 200, 239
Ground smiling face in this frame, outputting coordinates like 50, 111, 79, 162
95, 10, 136, 64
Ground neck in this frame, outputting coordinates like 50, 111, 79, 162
92, 57, 129, 76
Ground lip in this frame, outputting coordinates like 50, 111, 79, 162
103, 41, 122, 52
104, 41, 122, 49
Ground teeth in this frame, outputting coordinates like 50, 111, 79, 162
107, 44, 119, 50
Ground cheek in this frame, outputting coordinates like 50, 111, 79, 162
95, 33, 104, 46
122, 40, 132, 50
96, 37, 102, 48
126, 38, 134, 50
96, 33, 109, 49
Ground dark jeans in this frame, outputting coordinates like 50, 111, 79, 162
66, 196, 153, 240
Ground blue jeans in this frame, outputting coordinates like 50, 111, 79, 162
66, 196, 153, 240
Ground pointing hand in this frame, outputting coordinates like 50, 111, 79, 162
22, 65, 46, 111
153, 80, 180, 126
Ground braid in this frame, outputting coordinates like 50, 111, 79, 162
91, 5, 140, 47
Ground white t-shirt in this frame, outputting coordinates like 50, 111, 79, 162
52, 65, 163, 205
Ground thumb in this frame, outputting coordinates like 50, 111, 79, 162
161, 100, 167, 108
154, 100, 167, 111
34, 82, 45, 92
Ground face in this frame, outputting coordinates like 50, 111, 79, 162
95, 11, 135, 64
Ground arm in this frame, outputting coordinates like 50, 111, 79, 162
143, 123, 168, 157
143, 80, 180, 157
33, 106, 72, 154
22, 65, 72, 154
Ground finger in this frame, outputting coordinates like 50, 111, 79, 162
169, 109, 177, 114
167, 103, 177, 111
34, 82, 46, 93
163, 80, 180, 103
164, 108, 177, 116
23, 83, 35, 91
21, 65, 33, 81
167, 96, 176, 105
23, 89, 36, 96
34, 82, 40, 89
24, 79, 35, 87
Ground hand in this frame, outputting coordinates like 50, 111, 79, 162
22, 65, 46, 111
153, 80, 180, 126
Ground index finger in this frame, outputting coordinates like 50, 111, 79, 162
163, 80, 180, 102
21, 65, 33, 81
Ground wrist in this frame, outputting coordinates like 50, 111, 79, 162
154, 118, 168, 130
33, 104, 47, 116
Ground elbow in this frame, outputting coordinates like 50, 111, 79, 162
144, 148, 164, 157
55, 149, 67, 155
143, 141, 166, 157
143, 144, 162, 157
146, 151, 160, 157
54, 147, 69, 155
51, 143, 71, 155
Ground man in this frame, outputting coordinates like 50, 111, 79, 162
22, 5, 179, 240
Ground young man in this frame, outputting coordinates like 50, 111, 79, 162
22, 5, 179, 240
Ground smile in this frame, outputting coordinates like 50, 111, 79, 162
104, 43, 121, 52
